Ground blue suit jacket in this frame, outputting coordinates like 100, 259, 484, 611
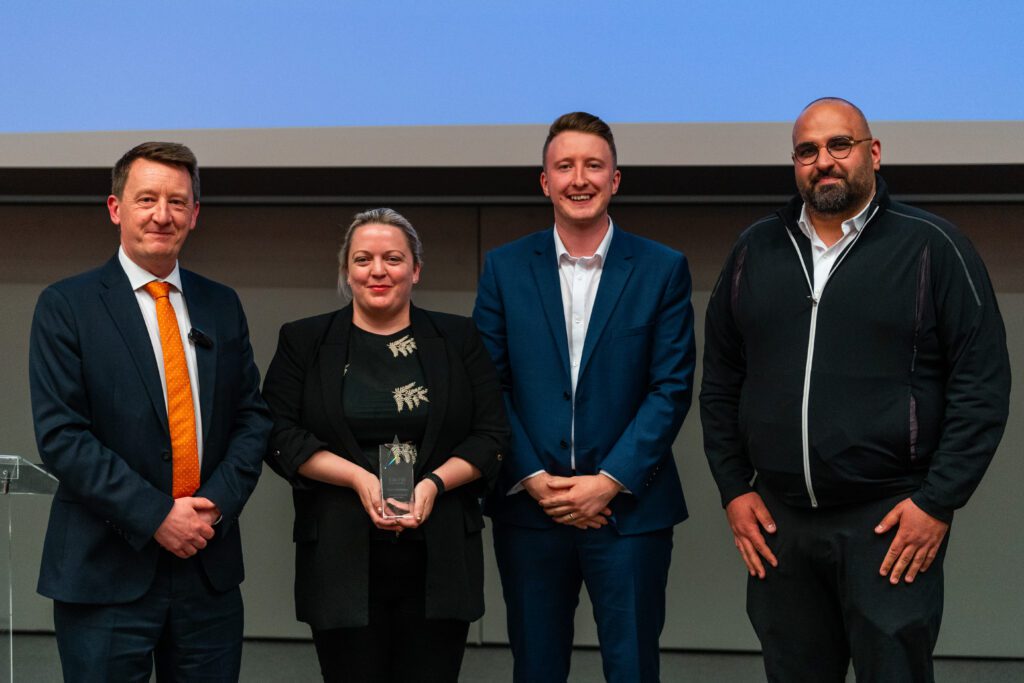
473, 227, 695, 534
29, 256, 271, 604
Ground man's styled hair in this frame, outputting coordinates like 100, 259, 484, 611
111, 142, 201, 202
542, 112, 617, 168
337, 207, 424, 296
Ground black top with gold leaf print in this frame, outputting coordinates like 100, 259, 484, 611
343, 326, 429, 476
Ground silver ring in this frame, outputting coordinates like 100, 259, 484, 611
569, 512, 576, 521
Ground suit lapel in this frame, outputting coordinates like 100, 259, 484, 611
318, 308, 374, 470
98, 258, 168, 435
530, 233, 571, 375
579, 229, 634, 379
411, 307, 448, 476
180, 271, 216, 446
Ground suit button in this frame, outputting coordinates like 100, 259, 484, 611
161, 450, 172, 462
496, 453, 504, 461
560, 440, 569, 449
562, 391, 571, 401
274, 450, 281, 457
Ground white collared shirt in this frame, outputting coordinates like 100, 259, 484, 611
118, 247, 204, 464
507, 220, 617, 495
797, 199, 873, 300
555, 221, 614, 397
556, 221, 613, 473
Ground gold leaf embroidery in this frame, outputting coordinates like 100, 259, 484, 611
388, 335, 417, 358
393, 382, 429, 412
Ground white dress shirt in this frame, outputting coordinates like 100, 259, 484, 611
118, 247, 204, 464
556, 222, 614, 403
797, 199, 874, 300
509, 220, 624, 494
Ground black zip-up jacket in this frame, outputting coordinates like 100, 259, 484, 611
700, 175, 1010, 522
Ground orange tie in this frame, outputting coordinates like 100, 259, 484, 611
144, 281, 200, 498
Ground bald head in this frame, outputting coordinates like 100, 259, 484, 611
793, 97, 872, 144
791, 97, 880, 220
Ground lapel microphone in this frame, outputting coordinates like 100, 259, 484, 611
188, 327, 214, 349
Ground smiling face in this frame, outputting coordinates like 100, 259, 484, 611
792, 101, 880, 220
540, 130, 621, 233
108, 158, 199, 278
346, 223, 421, 327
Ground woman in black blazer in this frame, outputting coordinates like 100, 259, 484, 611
262, 208, 508, 682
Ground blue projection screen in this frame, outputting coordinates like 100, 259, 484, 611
2, 1, 1023, 167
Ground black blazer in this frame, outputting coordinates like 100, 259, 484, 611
262, 305, 508, 629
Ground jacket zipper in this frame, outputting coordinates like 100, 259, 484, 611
784, 206, 879, 508
801, 296, 820, 506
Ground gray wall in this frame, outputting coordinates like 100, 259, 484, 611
2, 200, 1021, 656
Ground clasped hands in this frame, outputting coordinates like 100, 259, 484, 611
725, 492, 949, 584
525, 472, 621, 529
154, 496, 221, 558
351, 468, 438, 533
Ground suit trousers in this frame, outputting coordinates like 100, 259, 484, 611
748, 484, 948, 683
493, 519, 673, 683
311, 535, 470, 683
53, 552, 244, 683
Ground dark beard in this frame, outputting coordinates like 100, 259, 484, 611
809, 181, 852, 214
804, 171, 871, 215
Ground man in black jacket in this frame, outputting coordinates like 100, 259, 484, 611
700, 97, 1010, 682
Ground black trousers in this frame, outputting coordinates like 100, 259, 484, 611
312, 536, 470, 683
748, 484, 948, 683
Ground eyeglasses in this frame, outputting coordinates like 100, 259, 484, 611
792, 137, 872, 165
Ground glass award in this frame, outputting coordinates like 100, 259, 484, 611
379, 436, 417, 519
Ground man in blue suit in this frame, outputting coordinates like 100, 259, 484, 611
473, 112, 695, 682
29, 142, 271, 681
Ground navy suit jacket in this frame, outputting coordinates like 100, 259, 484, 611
29, 256, 271, 604
473, 227, 695, 534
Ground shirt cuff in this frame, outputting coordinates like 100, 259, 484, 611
599, 470, 630, 495
507, 470, 546, 495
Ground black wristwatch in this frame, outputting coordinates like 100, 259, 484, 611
424, 472, 446, 496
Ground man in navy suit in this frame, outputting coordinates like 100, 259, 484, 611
473, 112, 695, 682
29, 142, 271, 681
